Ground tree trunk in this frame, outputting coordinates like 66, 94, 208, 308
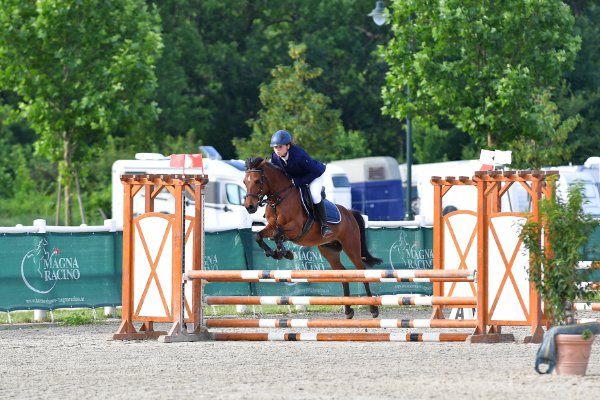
55, 178, 61, 225
64, 181, 72, 226
487, 132, 495, 148
74, 170, 86, 225
63, 131, 73, 226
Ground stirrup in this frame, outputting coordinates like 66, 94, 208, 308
321, 225, 333, 238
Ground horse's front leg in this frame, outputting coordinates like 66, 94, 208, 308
255, 225, 277, 259
273, 227, 294, 260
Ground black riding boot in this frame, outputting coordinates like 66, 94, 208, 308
315, 201, 333, 238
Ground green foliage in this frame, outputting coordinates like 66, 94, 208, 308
153, 0, 395, 159
382, 0, 581, 149
411, 119, 474, 163
77, 136, 138, 223
2, 2, 600, 224
0, 129, 55, 225
562, 4, 600, 164
0, 307, 118, 324
520, 178, 598, 325
234, 43, 370, 162
510, 90, 581, 169
0, 0, 163, 225
62, 312, 94, 326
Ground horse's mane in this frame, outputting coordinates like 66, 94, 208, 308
245, 157, 286, 175
245, 157, 264, 170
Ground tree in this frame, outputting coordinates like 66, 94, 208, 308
0, 0, 162, 225
382, 0, 581, 150
233, 43, 369, 162
152, 0, 397, 159
511, 90, 580, 168
561, 2, 600, 164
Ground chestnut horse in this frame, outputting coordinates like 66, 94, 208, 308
243, 157, 382, 319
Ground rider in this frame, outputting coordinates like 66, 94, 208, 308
269, 130, 333, 238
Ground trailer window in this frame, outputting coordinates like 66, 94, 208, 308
584, 183, 597, 199
367, 166, 386, 180
203, 182, 218, 203
331, 175, 350, 188
226, 183, 245, 205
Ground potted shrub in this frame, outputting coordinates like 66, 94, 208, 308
520, 177, 599, 375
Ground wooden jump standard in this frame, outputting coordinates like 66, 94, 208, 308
429, 170, 558, 343
113, 174, 210, 342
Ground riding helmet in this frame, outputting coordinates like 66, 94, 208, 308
270, 130, 292, 146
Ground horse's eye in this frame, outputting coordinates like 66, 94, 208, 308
254, 179, 260, 185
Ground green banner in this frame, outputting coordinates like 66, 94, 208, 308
204, 230, 251, 296
582, 225, 600, 260
362, 227, 433, 296
4, 224, 600, 312
0, 232, 121, 311
237, 227, 433, 297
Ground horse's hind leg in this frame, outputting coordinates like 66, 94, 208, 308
318, 243, 354, 319
363, 282, 379, 318
342, 240, 380, 318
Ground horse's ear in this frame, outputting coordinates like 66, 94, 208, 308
244, 158, 252, 170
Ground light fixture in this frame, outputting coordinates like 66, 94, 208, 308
368, 1, 386, 26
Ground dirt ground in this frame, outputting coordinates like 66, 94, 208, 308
1, 309, 599, 400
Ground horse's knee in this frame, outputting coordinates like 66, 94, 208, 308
254, 232, 263, 242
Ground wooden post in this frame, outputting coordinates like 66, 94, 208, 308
431, 178, 444, 319
114, 182, 136, 338
474, 178, 488, 337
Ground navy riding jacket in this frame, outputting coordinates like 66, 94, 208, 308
270, 145, 326, 187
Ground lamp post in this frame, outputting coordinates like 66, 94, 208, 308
369, 1, 414, 220
368, 1, 386, 26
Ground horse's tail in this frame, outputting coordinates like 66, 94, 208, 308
351, 210, 383, 267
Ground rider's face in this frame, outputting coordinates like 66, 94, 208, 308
273, 144, 290, 157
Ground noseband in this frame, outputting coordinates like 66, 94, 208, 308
244, 168, 268, 207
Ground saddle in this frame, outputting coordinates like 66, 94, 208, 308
298, 186, 341, 224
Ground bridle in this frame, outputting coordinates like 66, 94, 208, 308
244, 165, 294, 208
244, 168, 268, 206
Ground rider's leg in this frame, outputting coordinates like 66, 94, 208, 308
315, 201, 333, 238
309, 177, 332, 238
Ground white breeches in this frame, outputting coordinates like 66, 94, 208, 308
308, 175, 324, 204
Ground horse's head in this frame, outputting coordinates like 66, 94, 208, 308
243, 157, 268, 214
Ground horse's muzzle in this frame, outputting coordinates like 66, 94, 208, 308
245, 204, 257, 214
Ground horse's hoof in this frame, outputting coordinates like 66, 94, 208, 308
345, 308, 354, 319
370, 306, 379, 319
284, 250, 294, 260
